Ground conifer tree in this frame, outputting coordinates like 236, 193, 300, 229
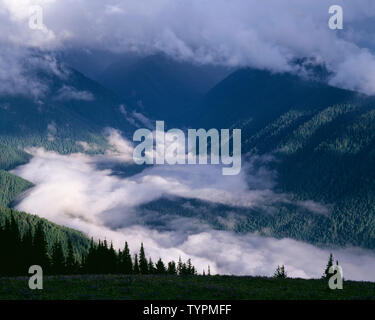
0, 217, 201, 278
84, 238, 96, 274
66, 239, 76, 274
156, 258, 166, 274
21, 228, 34, 274
323, 253, 334, 280
108, 242, 117, 274
51, 241, 66, 274
148, 257, 155, 274
177, 257, 183, 275
167, 261, 177, 275
139, 243, 149, 274
133, 254, 140, 274
274, 265, 287, 279
121, 242, 133, 274
33, 222, 50, 273
9, 216, 22, 274
186, 259, 195, 275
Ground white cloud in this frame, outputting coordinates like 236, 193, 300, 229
2, 0, 375, 93
11, 148, 375, 281
0, 45, 68, 98
55, 85, 94, 101
104, 128, 134, 162
118, 104, 153, 129
131, 111, 153, 129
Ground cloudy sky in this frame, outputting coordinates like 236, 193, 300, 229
1, 0, 375, 94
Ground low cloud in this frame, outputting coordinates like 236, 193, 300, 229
11, 145, 375, 281
118, 104, 153, 129
55, 85, 94, 101
104, 128, 135, 162
297, 200, 331, 216
0, 45, 68, 99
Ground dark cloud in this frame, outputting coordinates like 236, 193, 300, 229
2, 0, 375, 93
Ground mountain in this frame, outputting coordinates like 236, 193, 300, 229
198, 68, 360, 133
2, 53, 375, 251
0, 61, 140, 170
58, 49, 129, 81
98, 54, 232, 126
166, 67, 375, 249
245, 97, 375, 248
116, 66, 375, 249
0, 57, 140, 257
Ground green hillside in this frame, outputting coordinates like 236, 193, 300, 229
242, 100, 375, 248
0, 60, 141, 172
0, 170, 33, 207
0, 59, 141, 265
0, 207, 90, 256
0, 142, 31, 171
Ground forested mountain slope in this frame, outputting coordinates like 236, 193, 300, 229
131, 68, 375, 249
0, 58, 138, 259
0, 207, 90, 257
0, 59, 141, 171
198, 68, 360, 134
2, 58, 375, 254
141, 99, 375, 249
0, 171, 32, 208
242, 100, 375, 248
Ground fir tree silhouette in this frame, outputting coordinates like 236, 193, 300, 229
323, 253, 334, 280
32, 222, 50, 273
51, 241, 66, 274
139, 243, 148, 274
66, 239, 77, 274
133, 254, 140, 274
156, 258, 166, 274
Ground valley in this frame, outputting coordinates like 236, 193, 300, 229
1, 53, 375, 280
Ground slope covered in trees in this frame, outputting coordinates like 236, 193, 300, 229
135, 68, 375, 250
0, 170, 32, 207
0, 56, 142, 173
2, 60, 375, 266
244, 99, 375, 243
0, 207, 90, 263
0, 142, 31, 171
0, 213, 197, 276
197, 67, 359, 135
152, 102, 375, 249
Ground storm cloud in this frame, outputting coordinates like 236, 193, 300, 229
1, 0, 375, 94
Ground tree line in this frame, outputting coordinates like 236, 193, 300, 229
0, 216, 197, 276
0, 215, 340, 278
